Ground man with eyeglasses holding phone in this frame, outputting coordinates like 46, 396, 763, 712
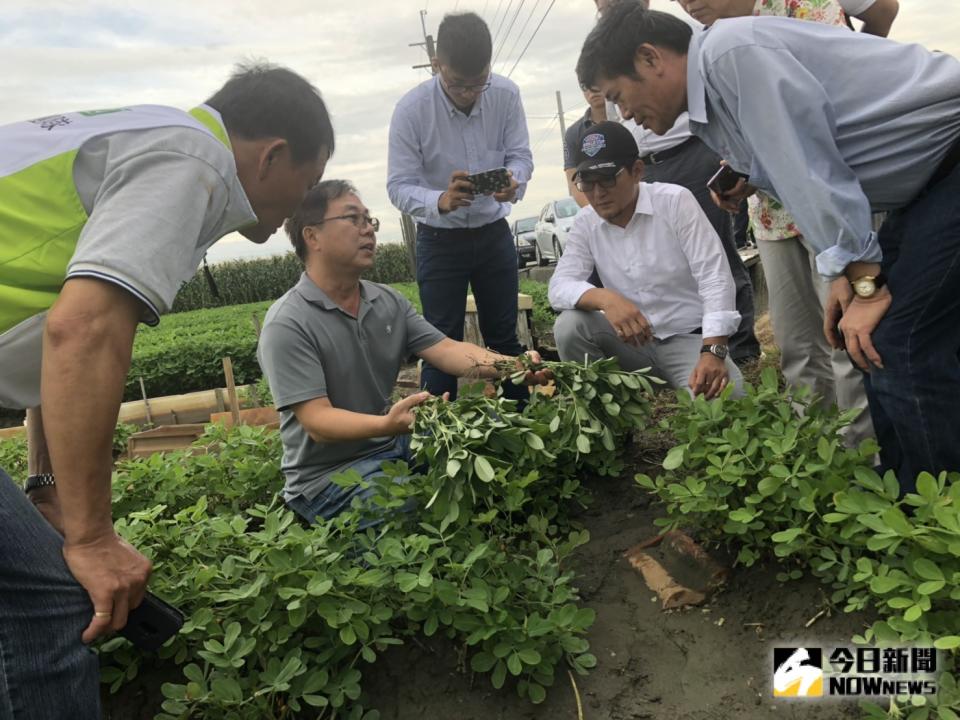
549, 122, 744, 399
258, 180, 548, 526
387, 12, 534, 402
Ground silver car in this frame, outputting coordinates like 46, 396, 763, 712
534, 197, 580, 264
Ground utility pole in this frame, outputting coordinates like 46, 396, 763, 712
401, 9, 437, 273
556, 90, 572, 198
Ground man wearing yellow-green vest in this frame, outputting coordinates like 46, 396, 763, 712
0, 62, 334, 719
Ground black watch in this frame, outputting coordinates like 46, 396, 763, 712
24, 473, 55, 493
700, 343, 729, 360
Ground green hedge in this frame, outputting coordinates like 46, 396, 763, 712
171, 245, 414, 314
130, 281, 554, 401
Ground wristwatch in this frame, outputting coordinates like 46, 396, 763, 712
700, 344, 729, 360
24, 473, 55, 493
850, 273, 887, 299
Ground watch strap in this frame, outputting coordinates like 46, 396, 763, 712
24, 473, 55, 493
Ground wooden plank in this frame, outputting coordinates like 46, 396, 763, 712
209, 407, 279, 428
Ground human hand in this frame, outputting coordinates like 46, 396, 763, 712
27, 485, 63, 535
838, 288, 892, 371
62, 532, 152, 644
492, 171, 519, 203
824, 276, 854, 350
710, 176, 756, 214
438, 171, 475, 214
383, 391, 432, 435
600, 291, 653, 346
515, 350, 553, 385
688, 352, 730, 399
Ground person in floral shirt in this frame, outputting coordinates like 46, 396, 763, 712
675, 0, 877, 448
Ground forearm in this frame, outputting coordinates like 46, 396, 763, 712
41, 312, 134, 544
26, 407, 52, 475
421, 339, 513, 380
576, 287, 619, 312
300, 406, 392, 443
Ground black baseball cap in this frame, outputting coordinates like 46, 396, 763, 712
573, 121, 640, 178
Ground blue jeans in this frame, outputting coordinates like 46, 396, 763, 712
865, 163, 960, 494
286, 436, 415, 528
416, 218, 526, 401
0, 470, 100, 719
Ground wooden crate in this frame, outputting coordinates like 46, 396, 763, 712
464, 293, 535, 350
209, 407, 280, 430
126, 424, 208, 459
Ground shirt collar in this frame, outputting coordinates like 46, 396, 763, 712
633, 184, 654, 217
686, 31, 709, 125
294, 273, 381, 310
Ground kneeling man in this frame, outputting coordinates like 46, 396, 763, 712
258, 180, 546, 525
548, 121, 743, 399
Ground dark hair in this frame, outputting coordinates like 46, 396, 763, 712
436, 13, 492, 74
206, 61, 335, 165
577, 2, 692, 88
284, 180, 357, 262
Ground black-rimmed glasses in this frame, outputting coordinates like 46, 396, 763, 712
317, 214, 380, 231
575, 167, 626, 193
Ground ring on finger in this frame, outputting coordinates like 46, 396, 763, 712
94, 610, 113, 619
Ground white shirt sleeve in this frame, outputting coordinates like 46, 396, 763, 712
547, 216, 599, 311
67, 148, 230, 323
837, 0, 876, 15
670, 189, 741, 338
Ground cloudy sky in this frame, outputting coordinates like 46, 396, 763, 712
3, 0, 957, 264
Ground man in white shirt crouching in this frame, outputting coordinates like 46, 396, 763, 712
548, 121, 744, 399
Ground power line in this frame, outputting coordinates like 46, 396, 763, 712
498, 0, 539, 74
492, 0, 525, 67
507, 0, 556, 79
488, 0, 504, 35
491, 0, 513, 51
531, 114, 560, 154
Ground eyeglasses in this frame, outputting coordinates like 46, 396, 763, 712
439, 69, 492, 96
317, 213, 380, 231
575, 167, 626, 193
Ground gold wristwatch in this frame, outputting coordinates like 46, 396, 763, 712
850, 273, 887, 299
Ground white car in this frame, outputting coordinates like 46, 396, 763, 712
534, 197, 580, 264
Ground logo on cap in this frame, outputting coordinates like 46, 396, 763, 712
581, 133, 606, 158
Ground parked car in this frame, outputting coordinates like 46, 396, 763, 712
512, 216, 538, 268
534, 197, 580, 264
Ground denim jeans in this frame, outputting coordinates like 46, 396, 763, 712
416, 218, 526, 401
0, 470, 100, 720
285, 436, 415, 528
864, 162, 960, 494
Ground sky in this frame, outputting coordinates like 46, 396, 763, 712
2, 0, 957, 264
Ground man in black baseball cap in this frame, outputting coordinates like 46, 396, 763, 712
548, 120, 744, 400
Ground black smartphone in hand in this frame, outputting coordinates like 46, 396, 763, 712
120, 592, 184, 651
707, 165, 749, 195
464, 167, 511, 195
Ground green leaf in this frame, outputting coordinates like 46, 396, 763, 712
474, 456, 495, 482
917, 580, 946, 595
869, 575, 902, 594
491, 660, 507, 689
771, 528, 803, 543
823, 513, 849, 524
517, 648, 542, 666
576, 435, 591, 454
663, 445, 685, 470
507, 653, 523, 676
525, 433, 545, 450
528, 682, 547, 704
882, 507, 914, 536
307, 577, 333, 596
211, 676, 243, 703
904, 604, 924, 622
916, 472, 939, 501
933, 636, 960, 650
757, 477, 782, 497
471, 651, 498, 673
340, 625, 357, 645
446, 459, 461, 478
303, 694, 329, 708
397, 572, 419, 593
913, 558, 944, 581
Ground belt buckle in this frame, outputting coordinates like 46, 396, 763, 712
647, 151, 662, 165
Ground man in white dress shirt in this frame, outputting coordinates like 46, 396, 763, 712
549, 121, 743, 399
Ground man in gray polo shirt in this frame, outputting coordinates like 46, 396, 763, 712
257, 180, 547, 525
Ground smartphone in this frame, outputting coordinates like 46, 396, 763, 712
707, 165, 749, 196
120, 591, 185, 651
464, 167, 511, 195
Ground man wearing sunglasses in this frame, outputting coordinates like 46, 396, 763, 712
548, 122, 743, 399
257, 180, 548, 526
387, 12, 534, 402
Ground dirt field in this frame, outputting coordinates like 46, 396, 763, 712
363, 461, 865, 720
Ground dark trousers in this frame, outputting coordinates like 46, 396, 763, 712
0, 470, 101, 719
643, 138, 761, 362
416, 218, 525, 401
864, 163, 960, 494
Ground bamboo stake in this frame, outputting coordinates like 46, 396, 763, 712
222, 357, 240, 426
138, 377, 153, 426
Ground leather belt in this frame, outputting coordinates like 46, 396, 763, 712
640, 136, 697, 165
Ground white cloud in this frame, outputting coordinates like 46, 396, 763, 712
3, 0, 958, 262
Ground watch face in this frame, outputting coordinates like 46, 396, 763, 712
713, 344, 728, 360
853, 278, 876, 297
